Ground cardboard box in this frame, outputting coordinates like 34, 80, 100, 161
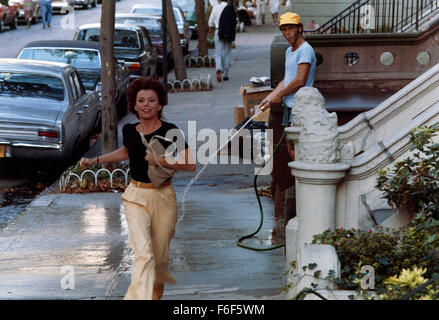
240, 85, 273, 118
234, 106, 245, 124
252, 109, 270, 123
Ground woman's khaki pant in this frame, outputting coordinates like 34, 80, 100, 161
121, 181, 178, 300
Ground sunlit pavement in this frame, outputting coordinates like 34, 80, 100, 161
0, 8, 289, 300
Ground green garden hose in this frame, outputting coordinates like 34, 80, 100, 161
237, 103, 290, 251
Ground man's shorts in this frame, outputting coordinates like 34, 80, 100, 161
282, 106, 292, 126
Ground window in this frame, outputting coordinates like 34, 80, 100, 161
0, 72, 65, 101
72, 72, 85, 97
113, 30, 141, 49
142, 30, 153, 51
115, 17, 161, 36
69, 74, 78, 100
380, 52, 394, 66
131, 7, 182, 23
344, 52, 359, 66
416, 50, 431, 65
18, 48, 101, 69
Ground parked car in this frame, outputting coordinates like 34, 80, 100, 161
115, 13, 173, 67
73, 23, 159, 79
16, 40, 131, 118
172, 0, 197, 39
9, 0, 41, 25
52, 0, 75, 14
74, 0, 97, 9
97, 0, 120, 4
131, 3, 191, 54
0, 2, 18, 32
0, 59, 100, 160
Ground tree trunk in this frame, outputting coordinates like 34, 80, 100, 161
195, 0, 208, 57
99, 0, 118, 160
166, 0, 187, 81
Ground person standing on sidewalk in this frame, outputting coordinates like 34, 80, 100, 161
80, 77, 196, 300
208, 0, 234, 82
38, 0, 52, 28
258, 12, 316, 159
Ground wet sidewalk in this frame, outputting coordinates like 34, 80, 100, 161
0, 17, 288, 300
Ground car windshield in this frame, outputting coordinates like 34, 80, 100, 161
172, 0, 194, 12
18, 48, 101, 69
115, 17, 161, 35
80, 28, 141, 49
131, 7, 182, 23
0, 72, 64, 101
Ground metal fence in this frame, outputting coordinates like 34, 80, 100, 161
305, 0, 439, 34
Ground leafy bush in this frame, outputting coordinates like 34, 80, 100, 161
311, 214, 439, 297
379, 267, 439, 300
376, 125, 439, 220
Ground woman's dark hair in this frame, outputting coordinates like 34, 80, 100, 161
126, 76, 167, 119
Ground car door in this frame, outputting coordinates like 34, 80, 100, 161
64, 72, 84, 154
74, 70, 99, 136
71, 71, 92, 141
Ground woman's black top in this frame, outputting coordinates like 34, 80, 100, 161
122, 121, 188, 183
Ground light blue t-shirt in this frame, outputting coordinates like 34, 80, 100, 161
282, 41, 316, 109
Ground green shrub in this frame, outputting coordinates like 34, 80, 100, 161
376, 125, 439, 220
311, 214, 439, 296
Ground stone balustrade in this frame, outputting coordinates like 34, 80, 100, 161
284, 69, 439, 298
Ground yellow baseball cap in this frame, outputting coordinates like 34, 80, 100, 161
279, 12, 302, 26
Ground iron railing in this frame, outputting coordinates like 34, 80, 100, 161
305, 0, 439, 34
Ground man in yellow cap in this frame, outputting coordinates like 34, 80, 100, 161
258, 12, 316, 159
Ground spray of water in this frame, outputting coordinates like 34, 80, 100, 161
178, 110, 264, 224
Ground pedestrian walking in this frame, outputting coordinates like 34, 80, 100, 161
267, 0, 279, 24
23, 0, 35, 28
254, 0, 266, 25
80, 77, 196, 300
258, 12, 316, 159
208, 0, 235, 82
38, 0, 52, 28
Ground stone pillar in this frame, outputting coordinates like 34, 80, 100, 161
284, 87, 350, 298
290, 162, 349, 246
286, 87, 350, 249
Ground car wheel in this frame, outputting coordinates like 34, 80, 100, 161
82, 3, 88, 9
10, 17, 17, 30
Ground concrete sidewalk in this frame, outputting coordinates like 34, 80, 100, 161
0, 17, 288, 300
